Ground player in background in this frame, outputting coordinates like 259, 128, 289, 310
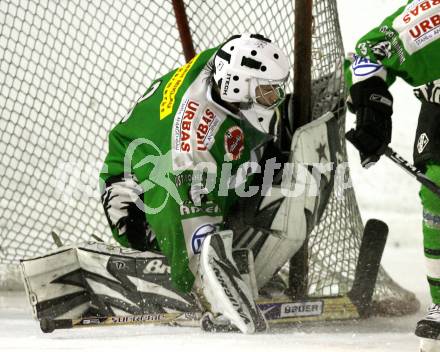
344, 0, 440, 349
99, 34, 290, 333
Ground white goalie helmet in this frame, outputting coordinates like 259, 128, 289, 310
213, 34, 290, 133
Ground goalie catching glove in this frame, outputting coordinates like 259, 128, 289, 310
346, 76, 393, 167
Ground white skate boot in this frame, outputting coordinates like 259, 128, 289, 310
416, 304, 440, 351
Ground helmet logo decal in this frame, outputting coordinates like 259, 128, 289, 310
224, 126, 244, 161
223, 73, 232, 96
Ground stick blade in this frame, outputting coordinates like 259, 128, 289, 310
349, 219, 388, 318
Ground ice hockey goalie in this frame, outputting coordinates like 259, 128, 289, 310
21, 34, 346, 333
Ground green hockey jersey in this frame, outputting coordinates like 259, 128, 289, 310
345, 0, 440, 89
100, 48, 267, 292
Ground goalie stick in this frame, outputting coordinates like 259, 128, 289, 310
39, 312, 202, 333
39, 295, 358, 333
39, 220, 387, 333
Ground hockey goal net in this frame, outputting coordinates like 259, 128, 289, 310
0, 0, 419, 314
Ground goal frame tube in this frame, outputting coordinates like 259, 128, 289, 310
289, 0, 314, 298
172, 0, 196, 62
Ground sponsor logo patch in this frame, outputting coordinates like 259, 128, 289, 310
417, 133, 430, 153
160, 53, 201, 120
370, 94, 392, 107
174, 99, 200, 153
224, 126, 244, 161
114, 261, 126, 270
196, 108, 219, 151
408, 14, 440, 42
394, 0, 440, 53
280, 300, 323, 318
191, 223, 216, 254
351, 54, 382, 77
111, 314, 166, 323
143, 259, 171, 275
378, 26, 406, 64
371, 41, 392, 59
180, 201, 220, 216
175, 173, 202, 187
402, 0, 440, 24
212, 264, 251, 324
223, 73, 232, 96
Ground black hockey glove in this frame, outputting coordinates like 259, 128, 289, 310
345, 76, 393, 167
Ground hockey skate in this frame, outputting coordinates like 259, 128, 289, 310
416, 304, 440, 352
258, 271, 288, 299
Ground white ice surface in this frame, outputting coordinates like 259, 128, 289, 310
0, 0, 433, 350
0, 247, 429, 352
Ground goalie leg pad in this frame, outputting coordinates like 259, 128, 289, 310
251, 112, 338, 288
197, 231, 267, 333
21, 242, 196, 320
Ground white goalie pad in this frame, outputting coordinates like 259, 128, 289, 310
253, 111, 345, 287
196, 231, 267, 333
20, 242, 196, 320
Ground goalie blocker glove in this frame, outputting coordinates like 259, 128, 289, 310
345, 76, 393, 167
101, 175, 155, 251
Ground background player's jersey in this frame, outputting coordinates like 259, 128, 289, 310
100, 48, 267, 292
345, 0, 440, 89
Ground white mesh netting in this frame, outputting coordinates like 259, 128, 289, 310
0, 0, 419, 313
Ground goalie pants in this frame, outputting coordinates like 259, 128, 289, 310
415, 99, 440, 304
